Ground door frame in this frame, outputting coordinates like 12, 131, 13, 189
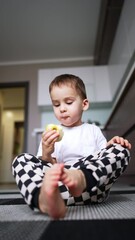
0, 81, 29, 152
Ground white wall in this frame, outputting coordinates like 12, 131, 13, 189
38, 66, 112, 105
108, 0, 135, 98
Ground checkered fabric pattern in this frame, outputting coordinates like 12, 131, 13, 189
12, 144, 130, 210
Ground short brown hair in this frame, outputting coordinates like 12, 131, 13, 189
49, 74, 87, 99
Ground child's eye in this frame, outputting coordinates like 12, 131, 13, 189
66, 101, 73, 105
53, 103, 60, 107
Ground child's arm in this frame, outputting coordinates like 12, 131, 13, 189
107, 136, 131, 150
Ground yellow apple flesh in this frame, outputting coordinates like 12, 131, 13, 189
46, 124, 64, 141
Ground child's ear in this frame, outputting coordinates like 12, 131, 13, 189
82, 99, 89, 111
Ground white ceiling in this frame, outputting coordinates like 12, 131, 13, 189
0, 0, 124, 66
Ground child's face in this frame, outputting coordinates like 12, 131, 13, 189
50, 84, 89, 127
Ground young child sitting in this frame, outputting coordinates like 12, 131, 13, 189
12, 74, 131, 219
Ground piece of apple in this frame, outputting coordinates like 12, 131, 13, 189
46, 124, 64, 141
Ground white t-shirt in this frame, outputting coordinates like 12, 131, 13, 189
37, 123, 107, 165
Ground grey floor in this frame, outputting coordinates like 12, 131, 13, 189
0, 193, 135, 221
1, 181, 135, 240
0, 178, 135, 220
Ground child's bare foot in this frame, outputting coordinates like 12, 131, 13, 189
38, 163, 66, 219
61, 168, 86, 197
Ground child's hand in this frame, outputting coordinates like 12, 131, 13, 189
41, 129, 59, 162
107, 136, 131, 150
46, 124, 64, 141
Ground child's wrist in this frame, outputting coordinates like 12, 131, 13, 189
41, 155, 56, 164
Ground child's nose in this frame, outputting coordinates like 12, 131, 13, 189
60, 104, 66, 112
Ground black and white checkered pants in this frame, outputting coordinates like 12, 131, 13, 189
12, 144, 130, 210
